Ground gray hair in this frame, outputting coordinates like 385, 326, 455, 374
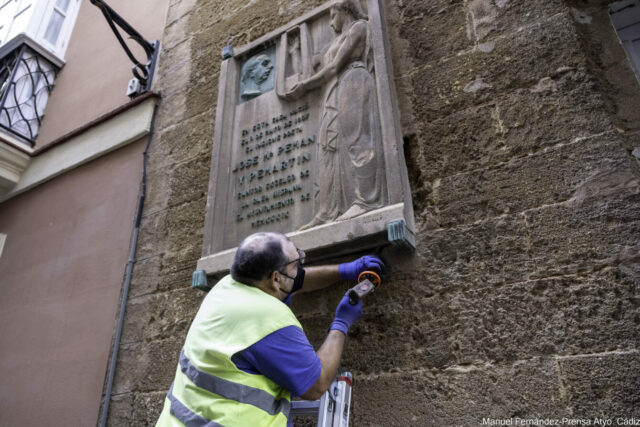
230, 232, 289, 285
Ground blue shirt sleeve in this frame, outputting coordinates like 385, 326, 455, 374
231, 325, 321, 397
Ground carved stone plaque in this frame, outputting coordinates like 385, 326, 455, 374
199, 0, 414, 274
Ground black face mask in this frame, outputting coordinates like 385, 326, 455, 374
279, 263, 305, 299
291, 262, 305, 293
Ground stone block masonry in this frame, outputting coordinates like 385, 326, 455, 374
104, 0, 640, 424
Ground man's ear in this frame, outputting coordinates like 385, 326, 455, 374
269, 270, 281, 291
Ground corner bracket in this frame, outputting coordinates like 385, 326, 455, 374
386, 219, 415, 250
221, 45, 234, 60
192, 270, 212, 292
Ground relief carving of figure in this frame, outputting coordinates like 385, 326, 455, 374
240, 53, 274, 100
282, 0, 387, 230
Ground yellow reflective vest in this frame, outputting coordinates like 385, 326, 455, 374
156, 275, 303, 427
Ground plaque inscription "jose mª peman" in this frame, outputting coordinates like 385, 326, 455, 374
198, 0, 414, 275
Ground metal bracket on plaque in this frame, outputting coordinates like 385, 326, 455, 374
221, 45, 234, 60
192, 270, 212, 292
387, 219, 415, 250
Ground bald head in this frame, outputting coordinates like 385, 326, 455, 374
230, 232, 290, 285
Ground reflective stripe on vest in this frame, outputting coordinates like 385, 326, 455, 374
155, 276, 299, 426
179, 349, 292, 418
167, 383, 224, 427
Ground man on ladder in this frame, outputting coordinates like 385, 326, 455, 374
156, 231, 384, 427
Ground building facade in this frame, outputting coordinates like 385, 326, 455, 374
2, 0, 639, 425
104, 0, 640, 425
0, 0, 169, 425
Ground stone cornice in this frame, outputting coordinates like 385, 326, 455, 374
0, 141, 31, 196
0, 96, 157, 202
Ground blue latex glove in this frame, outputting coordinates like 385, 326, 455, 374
330, 293, 363, 335
338, 255, 385, 281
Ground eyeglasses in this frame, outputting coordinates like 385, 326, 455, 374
278, 249, 306, 268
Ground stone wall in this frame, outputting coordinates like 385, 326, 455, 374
106, 0, 640, 425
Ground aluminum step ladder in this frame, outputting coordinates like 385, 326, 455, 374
290, 372, 353, 427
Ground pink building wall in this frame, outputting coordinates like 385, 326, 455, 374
0, 138, 146, 425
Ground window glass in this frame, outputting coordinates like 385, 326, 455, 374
55, 0, 70, 13
0, 0, 13, 29
43, 9, 64, 45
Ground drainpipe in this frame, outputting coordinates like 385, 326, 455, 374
99, 99, 159, 427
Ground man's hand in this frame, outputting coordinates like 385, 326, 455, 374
330, 294, 363, 335
338, 255, 385, 281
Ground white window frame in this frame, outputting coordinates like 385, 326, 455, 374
0, 0, 81, 61
1, 0, 35, 45
35, 0, 80, 58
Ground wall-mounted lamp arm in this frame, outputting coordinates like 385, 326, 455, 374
89, 0, 160, 95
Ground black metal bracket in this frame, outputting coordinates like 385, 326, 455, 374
89, 0, 160, 96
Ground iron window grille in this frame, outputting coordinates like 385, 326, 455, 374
0, 42, 59, 145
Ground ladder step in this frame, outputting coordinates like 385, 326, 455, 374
290, 372, 352, 426
291, 399, 321, 416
